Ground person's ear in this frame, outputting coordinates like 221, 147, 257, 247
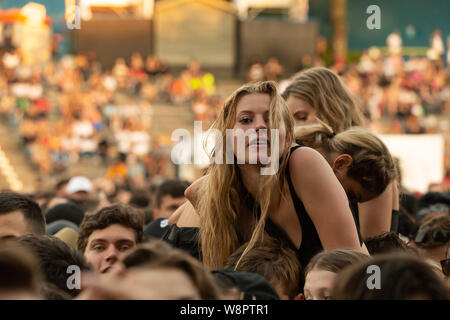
152, 208, 160, 220
331, 154, 353, 171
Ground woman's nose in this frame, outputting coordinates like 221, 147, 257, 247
254, 115, 267, 130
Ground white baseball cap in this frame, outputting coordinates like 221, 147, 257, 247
66, 176, 93, 194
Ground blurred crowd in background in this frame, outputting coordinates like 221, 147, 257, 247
0, 29, 448, 201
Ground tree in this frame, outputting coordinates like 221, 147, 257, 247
330, 0, 347, 64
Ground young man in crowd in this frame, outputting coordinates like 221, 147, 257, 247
0, 192, 46, 241
153, 179, 189, 220
144, 179, 189, 238
77, 204, 144, 274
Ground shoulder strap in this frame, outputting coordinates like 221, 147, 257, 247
285, 145, 305, 214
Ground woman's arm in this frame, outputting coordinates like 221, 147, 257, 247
184, 175, 206, 208
358, 181, 398, 240
289, 147, 362, 251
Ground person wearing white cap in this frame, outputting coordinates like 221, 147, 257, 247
65, 176, 93, 200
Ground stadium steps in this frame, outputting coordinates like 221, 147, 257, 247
147, 79, 241, 138
0, 123, 39, 193
149, 103, 195, 137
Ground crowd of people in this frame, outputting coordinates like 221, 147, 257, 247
0, 49, 222, 189
0, 66, 449, 301
0, 27, 449, 301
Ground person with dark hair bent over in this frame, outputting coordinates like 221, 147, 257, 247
18, 235, 90, 297
0, 192, 46, 240
77, 204, 144, 274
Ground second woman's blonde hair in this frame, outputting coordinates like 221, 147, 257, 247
282, 67, 364, 133
198, 81, 294, 270
294, 120, 396, 196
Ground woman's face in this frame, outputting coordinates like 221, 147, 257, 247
331, 154, 378, 203
338, 175, 378, 203
304, 269, 336, 300
285, 95, 317, 127
232, 93, 287, 166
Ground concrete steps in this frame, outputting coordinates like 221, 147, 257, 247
0, 123, 38, 192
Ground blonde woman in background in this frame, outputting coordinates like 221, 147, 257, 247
282, 67, 399, 240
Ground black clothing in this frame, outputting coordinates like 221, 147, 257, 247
350, 203, 400, 238
144, 218, 170, 239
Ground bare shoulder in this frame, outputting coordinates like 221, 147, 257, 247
289, 146, 331, 178
286, 146, 336, 203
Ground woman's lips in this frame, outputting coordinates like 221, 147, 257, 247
101, 266, 111, 274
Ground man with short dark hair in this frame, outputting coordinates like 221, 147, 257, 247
77, 204, 143, 273
0, 192, 46, 240
144, 180, 189, 239
153, 180, 189, 220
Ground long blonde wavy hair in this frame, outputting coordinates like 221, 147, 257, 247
282, 67, 364, 133
198, 81, 294, 270
294, 120, 396, 196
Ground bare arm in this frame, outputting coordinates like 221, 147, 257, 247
290, 147, 362, 251
358, 181, 395, 240
184, 175, 206, 208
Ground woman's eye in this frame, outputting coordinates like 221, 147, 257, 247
295, 113, 307, 121
239, 118, 251, 124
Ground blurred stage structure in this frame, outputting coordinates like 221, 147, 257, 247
0, 2, 52, 67
69, 0, 317, 76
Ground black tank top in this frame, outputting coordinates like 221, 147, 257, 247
276, 144, 323, 271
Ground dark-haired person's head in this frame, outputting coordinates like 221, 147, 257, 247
129, 189, 153, 225
153, 180, 189, 219
416, 192, 450, 223
0, 243, 43, 299
77, 204, 144, 273
18, 235, 89, 297
331, 253, 449, 300
0, 192, 45, 241
225, 238, 300, 300
365, 232, 408, 255
413, 215, 450, 265
45, 202, 84, 227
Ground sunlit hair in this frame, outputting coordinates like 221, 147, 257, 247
225, 237, 300, 299
294, 120, 396, 196
198, 81, 294, 269
304, 249, 371, 277
282, 67, 364, 133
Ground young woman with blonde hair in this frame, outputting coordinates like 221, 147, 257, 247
167, 81, 363, 280
282, 67, 364, 131
283, 67, 399, 240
